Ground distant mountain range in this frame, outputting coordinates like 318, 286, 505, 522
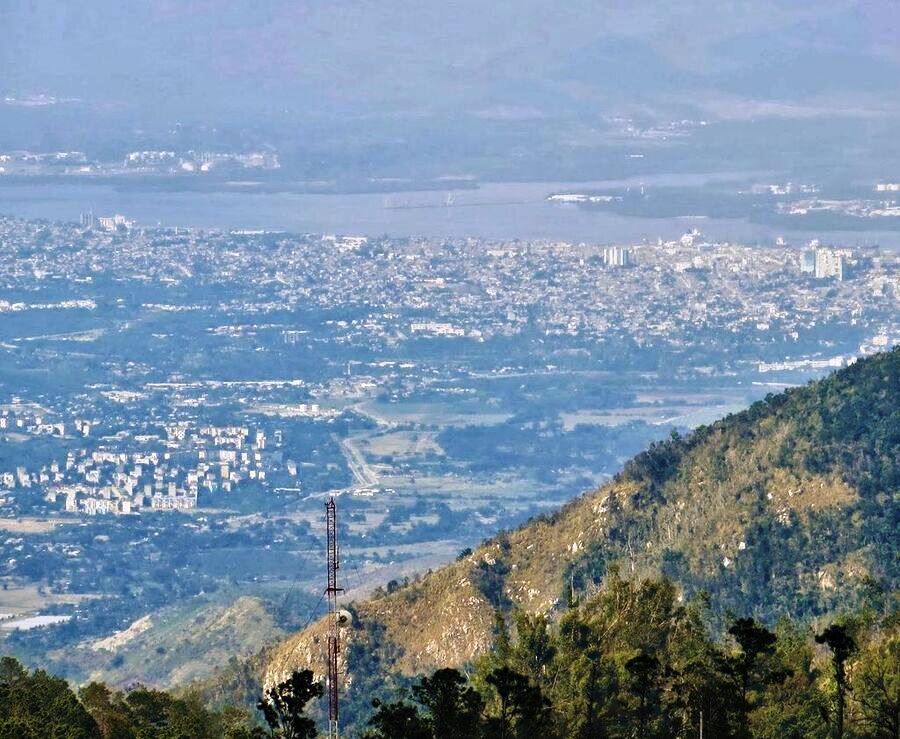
4, 0, 899, 118
3, 1, 900, 178
265, 347, 899, 686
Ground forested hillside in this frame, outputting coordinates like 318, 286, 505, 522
3, 595, 899, 737
1, 349, 898, 737
267, 348, 899, 700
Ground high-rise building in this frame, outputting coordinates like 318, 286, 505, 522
814, 248, 845, 281
800, 250, 816, 274
602, 246, 633, 267
97, 214, 134, 231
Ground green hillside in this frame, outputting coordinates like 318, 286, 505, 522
266, 348, 899, 686
1, 349, 898, 738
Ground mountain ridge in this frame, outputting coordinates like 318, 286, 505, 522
265, 348, 899, 688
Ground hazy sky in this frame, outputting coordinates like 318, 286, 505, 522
3, 0, 898, 120
2, 0, 899, 181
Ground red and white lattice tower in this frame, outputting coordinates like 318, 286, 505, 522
325, 498, 342, 739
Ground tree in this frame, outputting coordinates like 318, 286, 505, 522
492, 612, 512, 665
220, 706, 268, 739
745, 622, 828, 739
728, 617, 778, 723
483, 667, 552, 739
851, 634, 899, 739
412, 668, 483, 739
664, 653, 735, 739
170, 692, 229, 739
362, 698, 431, 739
123, 686, 171, 738
79, 682, 134, 739
257, 670, 323, 739
816, 624, 856, 739
124, 685, 225, 739
509, 613, 556, 681
625, 651, 660, 739
0, 656, 100, 739
554, 644, 620, 738
660, 595, 736, 739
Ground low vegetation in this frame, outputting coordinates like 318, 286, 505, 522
2, 574, 898, 737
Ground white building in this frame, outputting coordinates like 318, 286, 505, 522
97, 214, 134, 231
602, 246, 634, 267
815, 249, 846, 281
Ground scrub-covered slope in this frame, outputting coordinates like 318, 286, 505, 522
266, 348, 899, 685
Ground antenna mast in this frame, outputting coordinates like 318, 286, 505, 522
325, 498, 342, 739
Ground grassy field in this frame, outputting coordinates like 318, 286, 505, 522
0, 580, 95, 617
363, 429, 445, 458
357, 399, 511, 428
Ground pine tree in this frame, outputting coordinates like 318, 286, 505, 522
816, 624, 856, 739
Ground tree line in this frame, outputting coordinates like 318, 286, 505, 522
1, 573, 897, 738
358, 573, 898, 739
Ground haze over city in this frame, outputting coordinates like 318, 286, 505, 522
0, 3, 898, 738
